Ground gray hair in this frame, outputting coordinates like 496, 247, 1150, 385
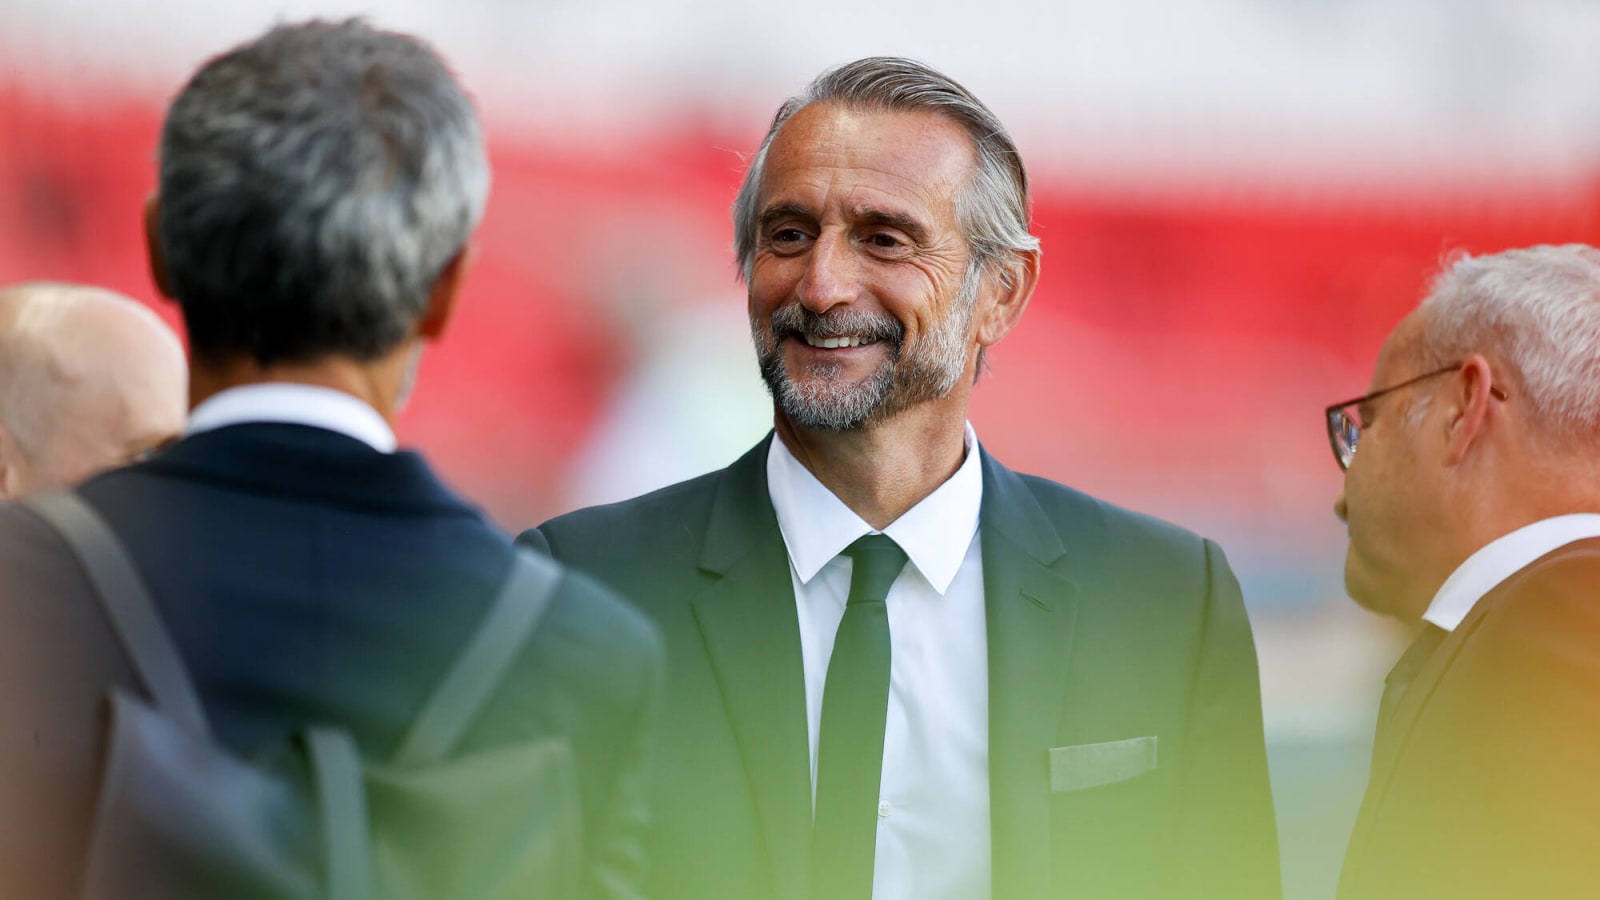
1416, 244, 1600, 441
732, 57, 1039, 287
156, 19, 489, 364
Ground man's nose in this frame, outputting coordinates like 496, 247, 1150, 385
796, 233, 860, 313
1334, 490, 1349, 524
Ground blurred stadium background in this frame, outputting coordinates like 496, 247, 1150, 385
5, 0, 1599, 895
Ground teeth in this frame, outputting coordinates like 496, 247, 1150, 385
803, 334, 874, 349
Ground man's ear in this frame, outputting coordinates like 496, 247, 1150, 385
416, 243, 477, 342
1443, 354, 1499, 465
143, 194, 176, 302
974, 248, 1040, 349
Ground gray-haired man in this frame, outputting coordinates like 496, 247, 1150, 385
1331, 244, 1600, 898
0, 20, 661, 899
523, 57, 1280, 900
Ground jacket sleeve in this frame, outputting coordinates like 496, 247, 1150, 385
1173, 539, 1282, 900
584, 626, 666, 900
525, 523, 668, 900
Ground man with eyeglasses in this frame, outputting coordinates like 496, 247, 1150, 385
1329, 244, 1600, 899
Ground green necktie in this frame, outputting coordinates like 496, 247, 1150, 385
811, 534, 907, 900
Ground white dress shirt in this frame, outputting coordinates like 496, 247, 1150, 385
767, 425, 990, 900
186, 383, 397, 453
1423, 513, 1600, 631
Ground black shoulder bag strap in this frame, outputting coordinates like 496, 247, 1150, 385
24, 491, 211, 737
393, 549, 565, 764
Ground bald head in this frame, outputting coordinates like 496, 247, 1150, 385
0, 283, 188, 498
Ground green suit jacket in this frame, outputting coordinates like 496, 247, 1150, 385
520, 436, 1280, 900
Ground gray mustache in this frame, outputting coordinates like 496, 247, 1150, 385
769, 304, 902, 344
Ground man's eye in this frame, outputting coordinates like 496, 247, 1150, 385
862, 232, 914, 255
770, 228, 809, 246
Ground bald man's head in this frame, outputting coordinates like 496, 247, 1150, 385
0, 283, 188, 498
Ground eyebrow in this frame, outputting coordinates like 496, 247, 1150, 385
756, 202, 930, 243
758, 203, 815, 230
853, 207, 929, 243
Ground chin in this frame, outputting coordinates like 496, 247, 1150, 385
1347, 585, 1397, 620
1345, 562, 1419, 624
1344, 553, 1384, 613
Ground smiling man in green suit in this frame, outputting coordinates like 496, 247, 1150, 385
521, 57, 1280, 900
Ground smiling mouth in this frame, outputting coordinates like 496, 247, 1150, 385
800, 334, 880, 349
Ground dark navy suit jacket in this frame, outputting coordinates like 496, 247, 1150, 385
0, 423, 663, 900
521, 436, 1281, 900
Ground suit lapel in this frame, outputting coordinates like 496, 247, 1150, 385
1368, 627, 1454, 779
688, 437, 813, 900
980, 453, 1080, 900
1343, 618, 1469, 875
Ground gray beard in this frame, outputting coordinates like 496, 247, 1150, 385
752, 270, 977, 431
758, 341, 897, 430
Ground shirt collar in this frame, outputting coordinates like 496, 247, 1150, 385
186, 383, 398, 454
766, 423, 984, 594
1423, 513, 1600, 631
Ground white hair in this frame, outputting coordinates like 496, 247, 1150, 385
1417, 244, 1600, 441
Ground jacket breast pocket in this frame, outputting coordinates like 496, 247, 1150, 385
1049, 736, 1158, 793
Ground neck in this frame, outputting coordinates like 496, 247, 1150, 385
188, 345, 414, 430
775, 400, 970, 531
1516, 451, 1600, 520
1440, 451, 1600, 586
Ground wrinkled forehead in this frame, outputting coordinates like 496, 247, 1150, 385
760, 103, 979, 205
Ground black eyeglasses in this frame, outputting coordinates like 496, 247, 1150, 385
1323, 363, 1508, 471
